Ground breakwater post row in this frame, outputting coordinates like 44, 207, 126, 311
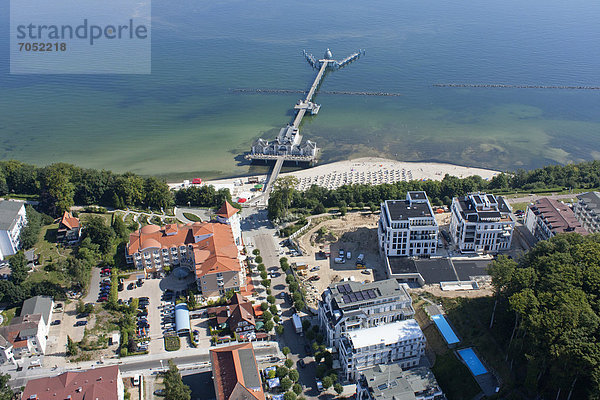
231, 88, 402, 97
434, 83, 600, 90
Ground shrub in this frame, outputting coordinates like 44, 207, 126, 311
285, 358, 294, 368
334, 383, 343, 395
284, 392, 296, 400
293, 383, 302, 395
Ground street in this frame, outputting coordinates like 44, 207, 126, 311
242, 207, 321, 398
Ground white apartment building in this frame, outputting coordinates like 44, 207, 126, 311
378, 191, 438, 257
318, 279, 415, 348
574, 192, 600, 233
450, 193, 515, 253
338, 319, 426, 380
357, 364, 444, 400
0, 200, 27, 261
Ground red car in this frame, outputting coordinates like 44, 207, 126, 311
98, 296, 108, 302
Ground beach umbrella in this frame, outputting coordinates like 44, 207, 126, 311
238, 198, 247, 203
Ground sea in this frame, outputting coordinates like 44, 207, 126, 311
1, 0, 599, 180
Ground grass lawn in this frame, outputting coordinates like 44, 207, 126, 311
164, 336, 180, 351
183, 212, 202, 222
509, 202, 529, 211
35, 224, 71, 266
1, 307, 18, 326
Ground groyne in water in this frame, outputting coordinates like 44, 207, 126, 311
434, 83, 600, 90
232, 88, 402, 96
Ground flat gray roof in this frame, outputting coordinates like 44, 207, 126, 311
360, 364, 442, 400
0, 201, 25, 231
328, 279, 410, 308
577, 192, 600, 213
385, 199, 433, 220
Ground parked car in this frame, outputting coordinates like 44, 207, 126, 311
298, 359, 305, 368
76, 313, 89, 319
339, 249, 345, 257
127, 282, 134, 290
51, 319, 61, 326
154, 389, 165, 397
310, 266, 320, 272
309, 275, 320, 281
346, 251, 351, 259
98, 297, 108, 302
193, 330, 200, 342
75, 320, 88, 327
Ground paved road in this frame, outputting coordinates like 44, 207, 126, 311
173, 207, 211, 223
8, 343, 280, 388
242, 208, 321, 398
83, 267, 101, 304
505, 192, 578, 204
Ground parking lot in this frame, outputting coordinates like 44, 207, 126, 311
118, 277, 164, 354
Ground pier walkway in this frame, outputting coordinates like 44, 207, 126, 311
244, 49, 363, 207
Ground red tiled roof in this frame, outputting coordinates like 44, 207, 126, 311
22, 365, 120, 400
210, 343, 265, 400
59, 211, 80, 230
209, 294, 256, 328
217, 201, 239, 219
127, 222, 241, 278
530, 198, 588, 235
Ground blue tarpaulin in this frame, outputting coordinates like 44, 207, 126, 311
267, 377, 280, 389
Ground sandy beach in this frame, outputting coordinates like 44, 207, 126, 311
169, 158, 499, 201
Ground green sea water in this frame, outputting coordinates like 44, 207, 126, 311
1, 0, 599, 179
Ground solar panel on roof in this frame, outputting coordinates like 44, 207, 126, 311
338, 285, 347, 294
366, 289, 377, 299
342, 295, 351, 303
356, 292, 365, 301
344, 283, 351, 292
348, 293, 358, 302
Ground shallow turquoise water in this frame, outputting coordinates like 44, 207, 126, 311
1, 0, 599, 178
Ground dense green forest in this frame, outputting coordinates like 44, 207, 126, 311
268, 160, 600, 220
489, 234, 600, 399
0, 161, 234, 216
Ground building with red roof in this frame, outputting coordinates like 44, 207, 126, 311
210, 343, 265, 400
126, 203, 245, 297
57, 211, 81, 244
216, 201, 241, 246
207, 293, 256, 339
21, 365, 124, 400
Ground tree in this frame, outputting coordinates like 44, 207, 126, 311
253, 249, 261, 256
284, 392, 296, 400
302, 320, 311, 331
276, 366, 289, 378
288, 369, 299, 382
269, 304, 278, 315
255, 256, 263, 264
111, 214, 128, 240
83, 215, 115, 254
163, 360, 191, 400
260, 302, 269, 311
66, 336, 78, 356
76, 299, 85, 314
274, 315, 280, 323
280, 377, 293, 392
261, 279, 271, 288
282, 346, 291, 357
144, 177, 173, 210
9, 252, 28, 285
0, 373, 13, 400
276, 325, 284, 335
267, 295, 276, 305
292, 383, 303, 395
260, 271, 268, 280
294, 300, 305, 312
322, 376, 333, 390
334, 383, 343, 395
39, 163, 75, 215
264, 320, 274, 332
262, 310, 272, 321
285, 358, 294, 368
